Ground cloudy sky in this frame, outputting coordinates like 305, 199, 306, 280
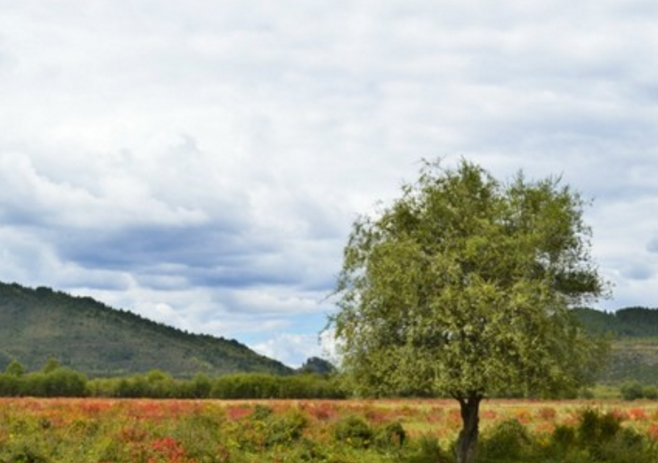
1, 1, 657, 367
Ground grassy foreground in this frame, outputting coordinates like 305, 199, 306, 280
0, 398, 657, 462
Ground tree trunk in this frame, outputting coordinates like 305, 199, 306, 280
455, 394, 481, 463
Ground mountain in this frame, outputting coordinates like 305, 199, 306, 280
0, 281, 292, 378
574, 307, 658, 385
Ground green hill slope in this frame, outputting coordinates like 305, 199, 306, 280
0, 282, 292, 378
574, 307, 658, 385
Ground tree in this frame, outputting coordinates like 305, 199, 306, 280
298, 357, 336, 375
330, 159, 608, 463
42, 357, 61, 374
5, 360, 25, 377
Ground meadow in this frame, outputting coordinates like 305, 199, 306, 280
1, 398, 657, 462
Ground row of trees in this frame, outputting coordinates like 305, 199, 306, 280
0, 359, 346, 399
87, 371, 346, 399
0, 359, 87, 397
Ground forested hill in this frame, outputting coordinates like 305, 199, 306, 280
574, 307, 658, 338
0, 281, 292, 378
574, 307, 658, 385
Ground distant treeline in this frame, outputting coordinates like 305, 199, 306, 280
574, 307, 658, 338
0, 359, 347, 399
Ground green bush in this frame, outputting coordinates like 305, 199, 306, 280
0, 374, 21, 396
620, 381, 645, 400
264, 409, 308, 447
565, 408, 658, 463
402, 435, 449, 463
642, 385, 658, 400
599, 427, 646, 463
550, 424, 577, 453
479, 419, 534, 461
333, 415, 374, 448
577, 408, 622, 448
375, 421, 406, 449
250, 404, 274, 421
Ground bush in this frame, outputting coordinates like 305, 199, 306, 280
333, 415, 374, 448
642, 385, 658, 400
479, 419, 534, 461
403, 435, 449, 463
599, 427, 646, 463
577, 408, 622, 447
375, 421, 406, 449
550, 424, 576, 452
264, 409, 308, 447
621, 381, 645, 401
0, 374, 21, 396
250, 404, 274, 421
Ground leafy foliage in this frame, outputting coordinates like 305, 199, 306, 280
331, 160, 607, 400
479, 419, 533, 461
330, 159, 608, 463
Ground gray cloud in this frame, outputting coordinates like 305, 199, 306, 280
648, 238, 658, 254
621, 263, 655, 281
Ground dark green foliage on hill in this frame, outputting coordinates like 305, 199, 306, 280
575, 307, 658, 385
574, 306, 658, 337
0, 281, 291, 378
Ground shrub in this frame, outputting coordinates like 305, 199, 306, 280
479, 419, 534, 461
642, 385, 658, 400
403, 435, 449, 463
189, 373, 212, 398
333, 415, 374, 448
0, 374, 21, 396
264, 409, 308, 447
577, 408, 621, 446
551, 424, 576, 451
599, 427, 647, 463
579, 388, 594, 399
374, 421, 406, 449
250, 404, 274, 421
621, 381, 645, 401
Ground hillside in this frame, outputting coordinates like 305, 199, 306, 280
2, 281, 655, 385
574, 307, 658, 385
0, 282, 292, 378
574, 306, 658, 338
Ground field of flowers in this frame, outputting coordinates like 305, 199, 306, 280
0, 397, 657, 462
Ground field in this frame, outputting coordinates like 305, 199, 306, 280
1, 398, 657, 462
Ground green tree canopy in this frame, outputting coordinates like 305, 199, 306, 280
42, 357, 62, 374
330, 159, 608, 463
4, 360, 25, 377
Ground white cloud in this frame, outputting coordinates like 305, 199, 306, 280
251, 333, 324, 368
1, 0, 658, 366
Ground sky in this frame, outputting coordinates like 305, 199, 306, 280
1, 1, 657, 367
